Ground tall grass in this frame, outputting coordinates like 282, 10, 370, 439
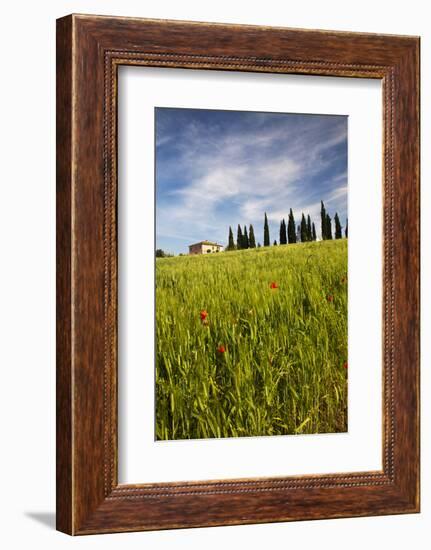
156, 240, 347, 440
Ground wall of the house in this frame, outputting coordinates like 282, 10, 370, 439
189, 244, 223, 254
201, 244, 221, 254
188, 244, 202, 255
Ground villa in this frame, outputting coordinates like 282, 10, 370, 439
188, 240, 224, 255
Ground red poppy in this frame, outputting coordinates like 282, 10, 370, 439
269, 282, 278, 289
343, 361, 348, 369
217, 345, 226, 354
200, 310, 208, 321
327, 294, 334, 302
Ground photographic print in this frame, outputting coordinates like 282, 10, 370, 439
155, 107, 348, 441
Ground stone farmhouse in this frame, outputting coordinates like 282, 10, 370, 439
188, 240, 224, 255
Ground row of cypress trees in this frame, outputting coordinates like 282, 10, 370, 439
227, 224, 257, 250
320, 200, 347, 240
226, 200, 347, 251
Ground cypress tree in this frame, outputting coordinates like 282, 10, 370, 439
279, 218, 287, 245
321, 201, 327, 240
287, 215, 292, 243
345, 218, 348, 238
273, 240, 277, 246
237, 224, 243, 249
249, 224, 256, 248
263, 212, 270, 247
297, 225, 301, 242
326, 214, 333, 240
312, 222, 317, 241
334, 212, 342, 239
227, 226, 235, 250
288, 208, 296, 243
300, 213, 307, 243
243, 225, 249, 249
306, 214, 312, 241
257, 242, 261, 248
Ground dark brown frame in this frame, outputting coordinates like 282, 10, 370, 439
56, 14, 420, 535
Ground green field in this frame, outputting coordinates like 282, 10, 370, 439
155, 239, 348, 440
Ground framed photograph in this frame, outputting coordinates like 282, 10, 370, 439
56, 14, 420, 535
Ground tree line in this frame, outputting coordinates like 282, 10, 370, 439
226, 200, 347, 251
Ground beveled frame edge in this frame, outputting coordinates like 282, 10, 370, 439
56, 14, 420, 535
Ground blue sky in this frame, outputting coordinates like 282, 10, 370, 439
155, 107, 347, 255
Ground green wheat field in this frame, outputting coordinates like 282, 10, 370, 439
155, 239, 348, 440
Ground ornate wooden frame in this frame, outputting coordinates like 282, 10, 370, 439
56, 14, 420, 535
